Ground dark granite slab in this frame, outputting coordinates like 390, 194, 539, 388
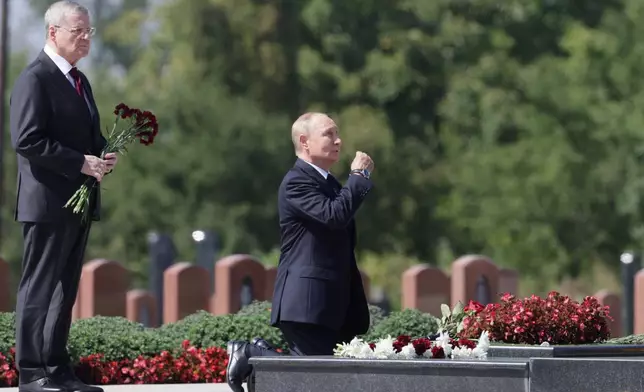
529, 357, 644, 392
249, 347, 644, 392
551, 344, 644, 357
489, 344, 644, 358
249, 356, 529, 392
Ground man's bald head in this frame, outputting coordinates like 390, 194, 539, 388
291, 112, 341, 170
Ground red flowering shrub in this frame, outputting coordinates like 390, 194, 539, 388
0, 341, 228, 387
459, 291, 613, 345
0, 348, 17, 387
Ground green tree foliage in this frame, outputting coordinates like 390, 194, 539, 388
1, 0, 638, 298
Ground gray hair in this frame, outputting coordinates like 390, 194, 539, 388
44, 1, 90, 38
291, 112, 329, 152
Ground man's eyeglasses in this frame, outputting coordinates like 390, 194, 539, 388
55, 25, 96, 37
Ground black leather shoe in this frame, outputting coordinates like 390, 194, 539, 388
18, 377, 66, 392
251, 337, 275, 351
53, 374, 103, 392
226, 340, 253, 392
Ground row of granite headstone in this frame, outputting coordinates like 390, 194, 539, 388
0, 254, 628, 336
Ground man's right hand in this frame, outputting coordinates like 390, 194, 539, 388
351, 151, 375, 173
81, 155, 109, 182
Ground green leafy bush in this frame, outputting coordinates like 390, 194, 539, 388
0, 305, 405, 360
0, 304, 642, 367
0, 312, 14, 355
237, 300, 272, 316
157, 310, 287, 351
362, 308, 439, 341
68, 316, 171, 362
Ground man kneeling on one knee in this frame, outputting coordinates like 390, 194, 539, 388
226, 112, 375, 392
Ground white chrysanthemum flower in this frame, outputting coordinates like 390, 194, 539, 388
435, 331, 452, 357
334, 331, 490, 361
471, 347, 487, 359
451, 346, 474, 358
357, 343, 377, 359
333, 342, 351, 357
342, 337, 370, 358
472, 331, 490, 358
373, 336, 396, 359
399, 343, 417, 359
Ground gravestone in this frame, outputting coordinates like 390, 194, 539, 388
475, 275, 491, 304
499, 268, 519, 295
370, 287, 391, 315
148, 232, 176, 326
240, 276, 254, 308
213, 254, 266, 314
595, 289, 622, 337
451, 255, 499, 306
192, 230, 219, 294
401, 264, 450, 315
126, 289, 158, 327
79, 259, 129, 318
634, 268, 644, 334
163, 262, 210, 323
265, 267, 277, 300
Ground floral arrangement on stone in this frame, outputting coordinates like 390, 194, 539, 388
333, 330, 489, 360
437, 301, 467, 338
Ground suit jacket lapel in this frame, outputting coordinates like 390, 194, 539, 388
294, 159, 336, 195
37, 50, 92, 122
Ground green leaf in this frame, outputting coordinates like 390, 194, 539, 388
452, 301, 464, 316
441, 304, 451, 318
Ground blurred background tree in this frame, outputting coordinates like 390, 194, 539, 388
1, 0, 637, 304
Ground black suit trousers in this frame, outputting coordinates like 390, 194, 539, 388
279, 321, 340, 356
15, 218, 91, 383
247, 321, 340, 359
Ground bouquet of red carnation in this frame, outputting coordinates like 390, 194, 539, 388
64, 103, 159, 221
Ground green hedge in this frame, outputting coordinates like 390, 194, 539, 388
1, 301, 642, 362
0, 301, 440, 362
0, 312, 14, 355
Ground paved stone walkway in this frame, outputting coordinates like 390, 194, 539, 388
1, 383, 239, 392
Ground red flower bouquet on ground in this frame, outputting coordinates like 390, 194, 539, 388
64, 103, 159, 221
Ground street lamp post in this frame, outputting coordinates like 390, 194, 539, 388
620, 251, 640, 336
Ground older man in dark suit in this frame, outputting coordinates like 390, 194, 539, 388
9, 2, 117, 392
226, 112, 374, 392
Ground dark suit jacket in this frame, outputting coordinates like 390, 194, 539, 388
9, 50, 106, 223
270, 158, 373, 339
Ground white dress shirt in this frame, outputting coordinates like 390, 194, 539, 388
43, 44, 92, 113
303, 160, 329, 180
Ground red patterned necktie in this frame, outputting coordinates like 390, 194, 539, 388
69, 67, 83, 96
